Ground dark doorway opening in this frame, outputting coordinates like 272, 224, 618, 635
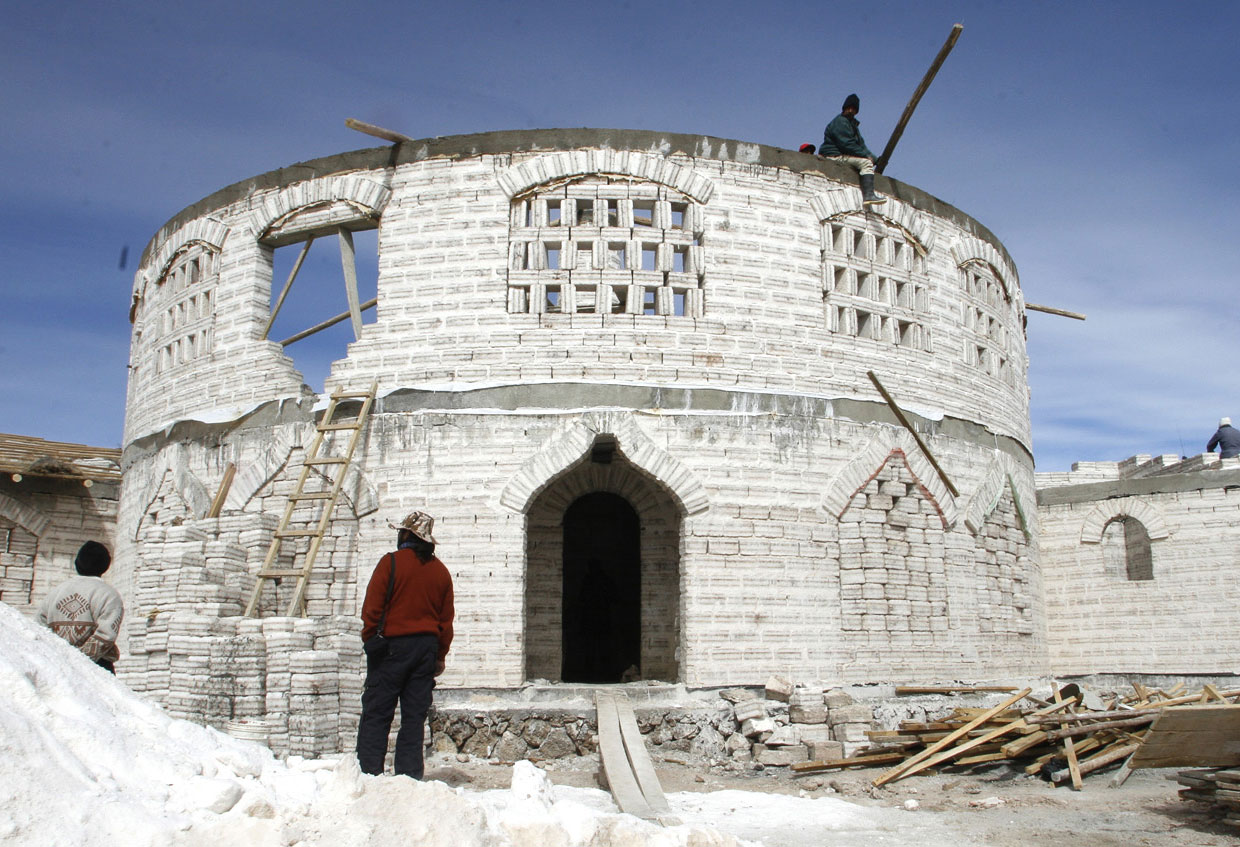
560, 492, 641, 683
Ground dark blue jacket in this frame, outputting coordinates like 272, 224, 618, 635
819, 113, 875, 159
1207, 425, 1240, 458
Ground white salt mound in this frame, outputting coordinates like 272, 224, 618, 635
0, 602, 746, 846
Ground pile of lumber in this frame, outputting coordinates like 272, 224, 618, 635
791, 682, 1240, 790
1172, 769, 1240, 830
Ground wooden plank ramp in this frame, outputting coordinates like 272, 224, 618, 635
595, 690, 680, 825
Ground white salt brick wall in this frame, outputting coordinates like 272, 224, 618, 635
1038, 481, 1240, 674
113, 132, 1050, 743
128, 137, 1031, 450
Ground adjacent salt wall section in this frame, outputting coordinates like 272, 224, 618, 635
118, 129, 1043, 752
1037, 453, 1240, 676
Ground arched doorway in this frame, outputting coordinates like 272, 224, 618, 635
523, 444, 681, 683
560, 492, 641, 683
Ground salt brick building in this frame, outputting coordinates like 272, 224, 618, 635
109, 128, 1056, 754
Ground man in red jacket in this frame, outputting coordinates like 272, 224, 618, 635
356, 510, 454, 778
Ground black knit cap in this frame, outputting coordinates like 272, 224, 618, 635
75, 540, 111, 576
843, 93, 860, 112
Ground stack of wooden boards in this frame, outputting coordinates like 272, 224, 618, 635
1172, 769, 1240, 830
791, 682, 1240, 790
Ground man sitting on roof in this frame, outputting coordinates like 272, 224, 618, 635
1207, 417, 1240, 459
820, 93, 885, 207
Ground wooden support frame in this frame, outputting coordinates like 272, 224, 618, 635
875, 23, 963, 174
264, 236, 315, 339
338, 228, 364, 340
867, 370, 960, 497
279, 299, 377, 347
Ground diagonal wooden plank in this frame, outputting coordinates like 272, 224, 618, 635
338, 227, 364, 340
873, 688, 1030, 786
595, 691, 656, 819
613, 691, 670, 814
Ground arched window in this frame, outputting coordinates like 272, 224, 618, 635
959, 259, 1019, 385
1101, 516, 1154, 581
152, 243, 220, 374
507, 176, 705, 316
822, 216, 929, 349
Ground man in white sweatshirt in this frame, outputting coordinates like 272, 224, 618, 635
37, 540, 124, 673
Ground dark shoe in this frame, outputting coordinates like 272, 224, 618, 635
861, 174, 886, 206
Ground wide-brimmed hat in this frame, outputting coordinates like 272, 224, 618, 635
388, 510, 437, 543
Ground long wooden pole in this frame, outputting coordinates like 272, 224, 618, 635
1026, 302, 1087, 321
867, 370, 960, 498
279, 298, 377, 347
264, 236, 315, 339
875, 23, 963, 175
345, 118, 413, 144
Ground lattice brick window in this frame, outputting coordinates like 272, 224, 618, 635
507, 177, 705, 316
837, 455, 949, 638
959, 260, 1018, 386
150, 243, 220, 374
822, 217, 929, 349
0, 519, 38, 605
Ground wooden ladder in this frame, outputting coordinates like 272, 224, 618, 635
244, 380, 377, 617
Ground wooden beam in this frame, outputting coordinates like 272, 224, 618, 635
206, 463, 236, 519
866, 370, 960, 497
1026, 302, 1086, 321
279, 298, 377, 347
875, 23, 963, 174
264, 236, 315, 339
1054, 685, 1083, 791
338, 228, 364, 340
345, 117, 413, 144
873, 688, 1030, 786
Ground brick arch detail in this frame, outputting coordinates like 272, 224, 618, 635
963, 450, 1035, 537
950, 236, 1020, 303
809, 189, 935, 254
822, 428, 957, 528
499, 412, 709, 516
138, 216, 230, 293
0, 491, 50, 537
227, 424, 377, 518
496, 151, 716, 204
246, 174, 392, 241
1079, 498, 1170, 545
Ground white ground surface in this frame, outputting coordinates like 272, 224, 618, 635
1, 602, 1234, 846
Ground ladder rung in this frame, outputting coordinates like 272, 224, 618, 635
257, 570, 306, 578
318, 422, 362, 431
332, 390, 374, 399
305, 457, 349, 465
290, 492, 333, 500
276, 530, 322, 538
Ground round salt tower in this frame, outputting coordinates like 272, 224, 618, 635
118, 130, 1042, 741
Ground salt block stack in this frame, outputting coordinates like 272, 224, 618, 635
728, 675, 876, 764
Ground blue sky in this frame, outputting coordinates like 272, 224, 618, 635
2, 0, 1237, 470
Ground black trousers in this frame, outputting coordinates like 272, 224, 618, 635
356, 633, 438, 778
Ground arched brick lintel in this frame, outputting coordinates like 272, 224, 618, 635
1079, 498, 1170, 545
499, 412, 709, 517
0, 490, 50, 537
496, 151, 716, 204
822, 427, 958, 529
